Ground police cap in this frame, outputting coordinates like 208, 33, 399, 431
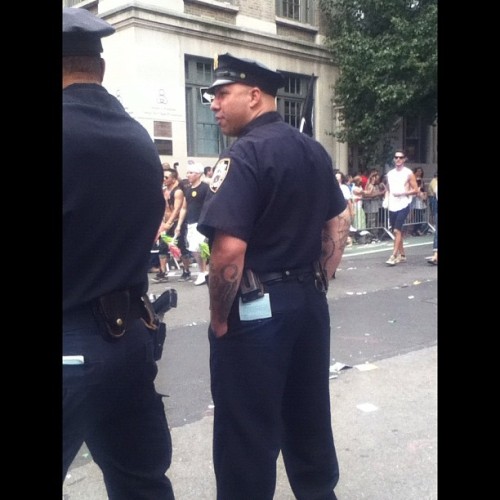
206, 53, 285, 97
63, 7, 115, 57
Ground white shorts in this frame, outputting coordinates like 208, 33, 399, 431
186, 223, 206, 253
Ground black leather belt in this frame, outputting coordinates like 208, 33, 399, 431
258, 265, 315, 284
63, 296, 144, 331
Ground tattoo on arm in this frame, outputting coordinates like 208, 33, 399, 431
209, 263, 240, 324
335, 211, 351, 251
321, 209, 351, 278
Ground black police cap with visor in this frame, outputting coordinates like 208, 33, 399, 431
63, 7, 115, 57
206, 53, 285, 97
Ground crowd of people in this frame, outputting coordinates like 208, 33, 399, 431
149, 161, 213, 285
335, 163, 436, 248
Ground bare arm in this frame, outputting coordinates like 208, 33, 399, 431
174, 198, 187, 236
406, 172, 419, 196
320, 206, 351, 280
363, 183, 375, 199
208, 230, 247, 337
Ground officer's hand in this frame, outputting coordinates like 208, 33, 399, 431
209, 322, 228, 338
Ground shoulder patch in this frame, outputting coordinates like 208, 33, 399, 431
210, 158, 231, 193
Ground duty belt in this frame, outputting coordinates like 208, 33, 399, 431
63, 290, 145, 339
257, 262, 328, 293
257, 265, 315, 285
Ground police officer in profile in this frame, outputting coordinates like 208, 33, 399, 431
197, 53, 351, 499
63, 8, 175, 498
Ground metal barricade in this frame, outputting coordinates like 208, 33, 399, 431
362, 201, 435, 241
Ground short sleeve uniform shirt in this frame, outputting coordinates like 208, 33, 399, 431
198, 112, 346, 273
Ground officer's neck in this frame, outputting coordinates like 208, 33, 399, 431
63, 73, 103, 89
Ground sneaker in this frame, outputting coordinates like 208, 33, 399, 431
152, 272, 169, 283
194, 273, 206, 286
397, 255, 407, 263
385, 255, 398, 266
427, 258, 438, 266
178, 271, 192, 282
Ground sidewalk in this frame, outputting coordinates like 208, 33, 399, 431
63, 345, 437, 499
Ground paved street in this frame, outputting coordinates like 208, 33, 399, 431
63, 234, 437, 499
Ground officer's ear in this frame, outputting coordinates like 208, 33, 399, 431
98, 58, 106, 83
248, 86, 262, 106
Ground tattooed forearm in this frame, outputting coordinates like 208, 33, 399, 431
209, 263, 241, 325
321, 207, 351, 279
334, 210, 351, 251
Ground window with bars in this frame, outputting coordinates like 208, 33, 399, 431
277, 73, 312, 133
185, 56, 314, 155
185, 56, 226, 156
403, 116, 427, 163
275, 0, 315, 24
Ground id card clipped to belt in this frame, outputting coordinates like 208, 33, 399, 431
239, 293, 272, 321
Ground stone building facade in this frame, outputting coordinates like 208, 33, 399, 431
63, 0, 437, 177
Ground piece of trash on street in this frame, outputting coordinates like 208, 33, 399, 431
388, 319, 396, 323
355, 362, 378, 372
346, 291, 354, 295
408, 295, 415, 299
330, 362, 352, 372
329, 362, 352, 379
357, 402, 379, 412
413, 280, 421, 285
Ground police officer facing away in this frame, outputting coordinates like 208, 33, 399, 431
63, 8, 175, 498
198, 53, 351, 499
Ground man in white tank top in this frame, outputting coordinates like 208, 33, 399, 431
383, 150, 418, 265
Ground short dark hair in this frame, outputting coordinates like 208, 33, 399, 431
163, 168, 178, 179
62, 55, 103, 76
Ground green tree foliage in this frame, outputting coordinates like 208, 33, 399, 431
319, 0, 437, 167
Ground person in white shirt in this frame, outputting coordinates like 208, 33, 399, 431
383, 150, 419, 265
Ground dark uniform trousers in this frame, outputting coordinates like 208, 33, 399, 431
63, 306, 175, 500
208, 273, 339, 500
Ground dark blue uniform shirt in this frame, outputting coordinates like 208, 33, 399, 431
198, 111, 346, 273
63, 83, 165, 311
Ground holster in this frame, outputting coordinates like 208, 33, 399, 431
239, 269, 264, 303
141, 294, 167, 361
313, 261, 328, 293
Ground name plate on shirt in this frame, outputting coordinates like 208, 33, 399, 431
239, 293, 272, 321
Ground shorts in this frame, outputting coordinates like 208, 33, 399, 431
388, 205, 410, 231
186, 223, 206, 253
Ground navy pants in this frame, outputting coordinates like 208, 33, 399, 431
209, 274, 339, 500
63, 308, 175, 500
